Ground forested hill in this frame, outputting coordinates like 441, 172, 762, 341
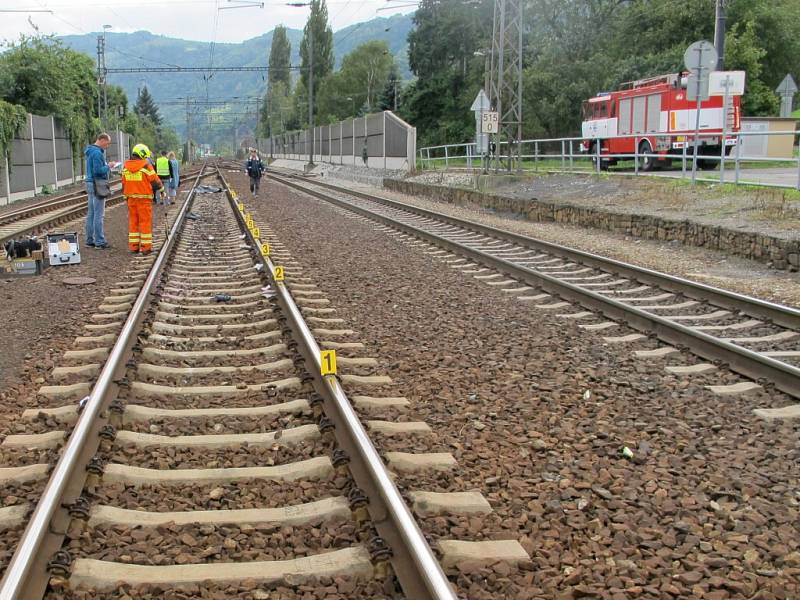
59, 13, 412, 129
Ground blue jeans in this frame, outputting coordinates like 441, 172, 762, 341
85, 182, 107, 247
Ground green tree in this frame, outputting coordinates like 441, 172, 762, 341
130, 113, 180, 155
0, 100, 27, 160
403, 0, 800, 145
378, 65, 402, 112
0, 35, 99, 148
300, 0, 334, 118
105, 85, 129, 130
285, 80, 306, 131
262, 27, 293, 138
342, 41, 393, 112
259, 80, 294, 137
724, 21, 778, 115
403, 0, 490, 145
726, 0, 800, 108
268, 25, 292, 89
317, 41, 394, 120
134, 86, 161, 127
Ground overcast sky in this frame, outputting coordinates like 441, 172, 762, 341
0, 0, 415, 43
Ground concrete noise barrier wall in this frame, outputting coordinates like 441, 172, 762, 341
0, 112, 130, 206
260, 110, 416, 172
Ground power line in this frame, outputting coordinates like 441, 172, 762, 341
106, 65, 301, 73
107, 45, 184, 68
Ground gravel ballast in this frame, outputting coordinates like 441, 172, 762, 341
234, 170, 799, 599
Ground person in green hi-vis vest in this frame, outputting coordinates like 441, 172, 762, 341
155, 150, 174, 204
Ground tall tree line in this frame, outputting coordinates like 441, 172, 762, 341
260, 0, 400, 137
401, 0, 800, 146
0, 35, 180, 156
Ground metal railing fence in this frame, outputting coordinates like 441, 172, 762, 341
418, 129, 800, 190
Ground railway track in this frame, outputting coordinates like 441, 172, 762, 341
266, 169, 800, 409
0, 162, 525, 599
0, 168, 201, 247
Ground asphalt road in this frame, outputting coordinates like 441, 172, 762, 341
644, 166, 800, 188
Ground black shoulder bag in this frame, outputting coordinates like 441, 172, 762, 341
94, 178, 111, 199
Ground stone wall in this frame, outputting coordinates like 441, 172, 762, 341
383, 179, 800, 271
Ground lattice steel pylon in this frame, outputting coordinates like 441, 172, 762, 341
488, 0, 522, 172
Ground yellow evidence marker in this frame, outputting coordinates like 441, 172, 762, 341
320, 350, 337, 376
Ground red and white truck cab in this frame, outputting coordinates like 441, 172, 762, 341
580, 73, 741, 170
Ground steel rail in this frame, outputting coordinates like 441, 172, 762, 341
0, 194, 127, 249
270, 174, 800, 400
0, 164, 208, 600
0, 193, 83, 225
274, 173, 800, 329
217, 167, 457, 600
0, 168, 203, 245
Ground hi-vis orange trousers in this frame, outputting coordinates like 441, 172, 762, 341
127, 197, 153, 251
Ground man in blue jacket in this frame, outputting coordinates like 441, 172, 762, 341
245, 148, 265, 197
84, 133, 114, 249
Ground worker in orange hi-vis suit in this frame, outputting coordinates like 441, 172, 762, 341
121, 144, 163, 253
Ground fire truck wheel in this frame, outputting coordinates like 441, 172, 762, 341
698, 158, 719, 171
638, 140, 655, 172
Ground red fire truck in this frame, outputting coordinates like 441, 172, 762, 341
580, 72, 740, 170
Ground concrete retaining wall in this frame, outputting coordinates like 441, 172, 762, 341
383, 179, 800, 271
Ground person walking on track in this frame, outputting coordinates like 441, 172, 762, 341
122, 144, 163, 254
84, 132, 115, 249
166, 151, 180, 206
245, 148, 265, 197
155, 150, 173, 204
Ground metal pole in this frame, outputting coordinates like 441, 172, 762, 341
50, 116, 58, 189
96, 36, 103, 122
515, 0, 522, 173
691, 51, 705, 185
734, 130, 741, 186
29, 115, 37, 193
634, 136, 639, 176
796, 134, 800, 191
714, 0, 726, 71
492, 0, 506, 173
595, 140, 600, 174
682, 140, 687, 179
102, 29, 108, 127
185, 97, 190, 149
720, 83, 729, 184
308, 23, 314, 167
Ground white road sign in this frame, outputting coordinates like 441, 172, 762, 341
481, 111, 499, 134
686, 73, 710, 102
776, 73, 798, 95
684, 40, 717, 74
709, 71, 746, 96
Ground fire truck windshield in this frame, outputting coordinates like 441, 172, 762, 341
582, 100, 608, 120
